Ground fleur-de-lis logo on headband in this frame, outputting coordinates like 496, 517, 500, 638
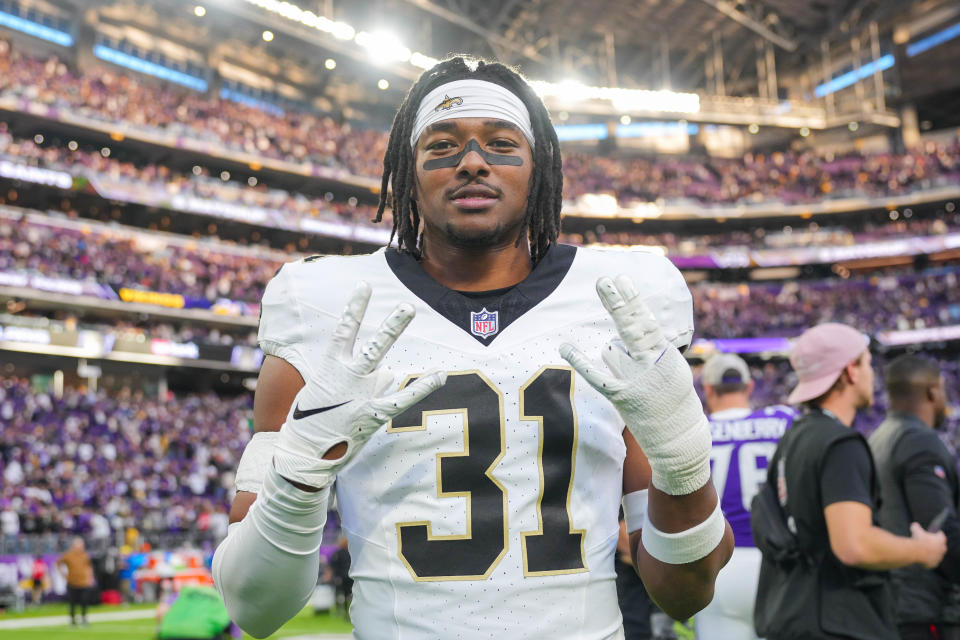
434, 94, 464, 111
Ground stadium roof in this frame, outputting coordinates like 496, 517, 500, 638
41, 0, 960, 125
405, 0, 905, 91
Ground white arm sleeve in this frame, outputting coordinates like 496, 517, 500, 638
213, 467, 329, 638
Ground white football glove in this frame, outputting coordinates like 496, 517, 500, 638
272, 281, 446, 489
559, 275, 711, 496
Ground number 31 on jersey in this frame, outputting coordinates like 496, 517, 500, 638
388, 368, 587, 582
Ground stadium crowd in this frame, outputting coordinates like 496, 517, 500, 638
5, 211, 959, 338
692, 265, 960, 338
1, 351, 957, 542
0, 215, 283, 305
562, 141, 960, 206
1, 38, 959, 210
0, 377, 250, 547
0, 39, 387, 179
3, 124, 960, 257
0, 123, 382, 229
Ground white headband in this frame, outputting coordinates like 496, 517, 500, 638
410, 79, 535, 149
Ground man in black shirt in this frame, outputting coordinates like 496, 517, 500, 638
870, 354, 960, 640
755, 323, 947, 640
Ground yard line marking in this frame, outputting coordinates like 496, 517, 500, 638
0, 609, 154, 629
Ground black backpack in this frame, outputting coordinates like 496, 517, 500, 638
750, 479, 808, 568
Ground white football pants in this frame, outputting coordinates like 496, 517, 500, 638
694, 545, 763, 640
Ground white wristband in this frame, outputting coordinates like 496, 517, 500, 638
622, 489, 649, 534
235, 431, 279, 493
640, 499, 725, 565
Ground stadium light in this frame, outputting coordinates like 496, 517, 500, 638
194, 5, 206, 17
262, 30, 274, 42
616, 121, 699, 138
220, 87, 284, 115
814, 54, 894, 98
355, 31, 410, 64
240, 0, 692, 110
410, 52, 440, 70
529, 80, 701, 114
243, 0, 354, 39
906, 21, 960, 57
94, 45, 208, 91
378, 79, 390, 90
324, 58, 336, 70
554, 123, 608, 142
0, 9, 73, 46
241, 0, 440, 66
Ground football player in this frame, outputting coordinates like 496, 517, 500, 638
213, 57, 733, 639
694, 354, 796, 639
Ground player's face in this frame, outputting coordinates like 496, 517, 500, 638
413, 117, 533, 250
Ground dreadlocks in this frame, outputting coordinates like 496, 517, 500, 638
374, 57, 563, 264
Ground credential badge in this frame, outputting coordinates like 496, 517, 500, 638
470, 308, 499, 339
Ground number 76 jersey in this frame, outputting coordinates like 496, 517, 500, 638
258, 244, 694, 640
708, 405, 797, 547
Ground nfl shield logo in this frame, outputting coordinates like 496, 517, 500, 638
470, 308, 499, 339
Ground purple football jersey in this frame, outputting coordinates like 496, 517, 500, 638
709, 405, 797, 547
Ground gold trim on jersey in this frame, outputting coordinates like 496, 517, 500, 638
394, 370, 509, 581
519, 365, 588, 577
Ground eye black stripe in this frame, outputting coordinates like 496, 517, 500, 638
422, 138, 523, 170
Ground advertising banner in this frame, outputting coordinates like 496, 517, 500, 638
0, 271, 118, 299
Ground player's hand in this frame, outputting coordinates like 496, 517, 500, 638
910, 522, 947, 569
273, 281, 446, 489
559, 275, 711, 496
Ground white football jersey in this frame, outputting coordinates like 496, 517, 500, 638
258, 244, 693, 640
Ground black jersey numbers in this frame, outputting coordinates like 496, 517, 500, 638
393, 372, 508, 581
391, 367, 586, 581
520, 367, 587, 576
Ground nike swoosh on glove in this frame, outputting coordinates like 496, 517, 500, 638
273, 281, 446, 489
559, 275, 711, 496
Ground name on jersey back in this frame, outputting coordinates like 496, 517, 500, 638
710, 417, 789, 442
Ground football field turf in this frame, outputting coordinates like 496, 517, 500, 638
0, 603, 353, 639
